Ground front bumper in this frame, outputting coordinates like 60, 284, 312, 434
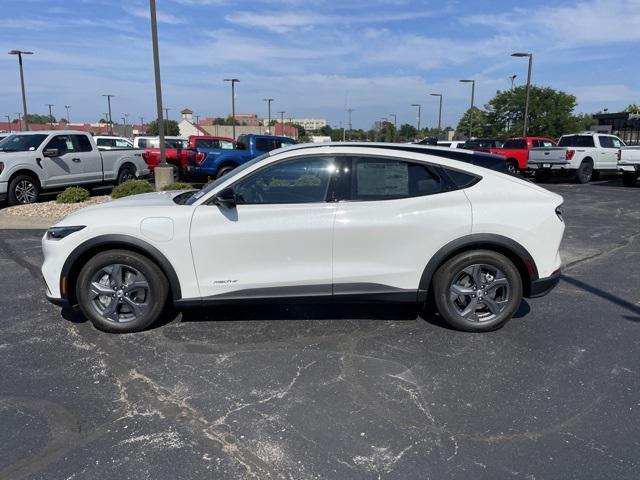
528, 269, 561, 298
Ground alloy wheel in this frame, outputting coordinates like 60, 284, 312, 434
89, 264, 151, 323
448, 264, 510, 322
15, 180, 37, 204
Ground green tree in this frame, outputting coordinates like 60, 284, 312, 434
25, 113, 54, 124
456, 107, 490, 138
398, 123, 417, 141
147, 119, 180, 136
624, 103, 640, 114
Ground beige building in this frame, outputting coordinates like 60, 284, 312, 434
264, 118, 327, 131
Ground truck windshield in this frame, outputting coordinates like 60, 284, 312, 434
0, 134, 48, 152
558, 136, 595, 147
184, 153, 271, 205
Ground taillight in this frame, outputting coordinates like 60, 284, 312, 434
617, 149, 621, 163
565, 149, 575, 161
196, 152, 206, 165
142, 152, 149, 162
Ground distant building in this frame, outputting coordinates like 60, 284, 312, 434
285, 118, 327, 131
229, 113, 261, 126
592, 111, 640, 145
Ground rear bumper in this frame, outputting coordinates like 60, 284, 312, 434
618, 164, 639, 173
528, 269, 561, 298
528, 162, 571, 171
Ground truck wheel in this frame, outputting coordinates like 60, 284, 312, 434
506, 160, 519, 175
8, 174, 40, 205
575, 160, 593, 184
622, 172, 639, 187
116, 165, 136, 184
216, 165, 236, 178
534, 170, 552, 183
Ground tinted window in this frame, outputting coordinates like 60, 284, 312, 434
235, 157, 334, 204
255, 138, 275, 152
96, 138, 113, 147
115, 138, 131, 147
138, 138, 148, 148
74, 135, 93, 152
598, 136, 614, 148
612, 137, 623, 148
558, 136, 595, 147
0, 134, 48, 152
236, 135, 248, 150
350, 157, 442, 200
503, 139, 527, 149
444, 168, 479, 189
195, 139, 218, 149
46, 135, 75, 154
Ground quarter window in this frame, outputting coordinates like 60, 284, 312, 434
350, 157, 442, 200
234, 157, 335, 204
73, 135, 93, 152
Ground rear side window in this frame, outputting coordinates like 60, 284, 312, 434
443, 168, 479, 189
558, 136, 595, 147
598, 136, 614, 148
137, 138, 148, 148
256, 138, 276, 152
195, 139, 218, 149
96, 138, 113, 147
503, 139, 527, 149
73, 135, 93, 152
350, 157, 442, 200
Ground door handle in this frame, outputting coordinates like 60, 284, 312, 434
72, 158, 81, 163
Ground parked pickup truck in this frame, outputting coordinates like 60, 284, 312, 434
142, 137, 203, 179
528, 132, 625, 183
479, 137, 556, 174
0, 130, 148, 205
618, 146, 640, 187
188, 134, 297, 180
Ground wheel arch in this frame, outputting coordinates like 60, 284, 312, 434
61, 234, 182, 306
8, 168, 43, 187
418, 234, 538, 302
216, 160, 239, 173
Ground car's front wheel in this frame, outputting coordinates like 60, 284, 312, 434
76, 250, 168, 333
432, 250, 523, 332
8, 174, 40, 205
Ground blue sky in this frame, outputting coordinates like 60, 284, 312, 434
1, 0, 638, 129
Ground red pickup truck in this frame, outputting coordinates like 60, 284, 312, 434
480, 137, 556, 174
142, 138, 204, 178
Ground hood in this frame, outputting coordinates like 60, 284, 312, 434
0, 151, 35, 160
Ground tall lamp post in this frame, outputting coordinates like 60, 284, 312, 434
149, 0, 171, 189
139, 116, 144, 134
509, 74, 517, 91
164, 107, 170, 120
102, 94, 114, 135
511, 52, 533, 136
224, 78, 239, 139
5, 115, 11, 132
45, 104, 55, 128
410, 104, 421, 133
277, 111, 285, 136
8, 50, 33, 131
64, 105, 71, 124
389, 113, 397, 141
430, 93, 443, 136
346, 108, 353, 140
15, 113, 22, 131
459, 79, 475, 139
263, 98, 273, 134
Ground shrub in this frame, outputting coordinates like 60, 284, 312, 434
56, 187, 90, 204
161, 182, 194, 191
111, 180, 154, 199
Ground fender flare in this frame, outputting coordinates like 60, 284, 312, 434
6, 165, 45, 187
61, 234, 182, 302
417, 233, 538, 301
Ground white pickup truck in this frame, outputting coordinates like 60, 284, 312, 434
618, 147, 640, 187
528, 132, 624, 183
0, 130, 149, 205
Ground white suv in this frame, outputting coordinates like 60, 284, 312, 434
42, 144, 564, 333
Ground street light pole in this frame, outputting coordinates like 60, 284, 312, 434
263, 98, 273, 134
164, 108, 170, 120
277, 111, 285, 136
430, 93, 443, 135
45, 104, 55, 128
346, 108, 353, 140
509, 74, 517, 91
410, 104, 421, 134
459, 79, 475, 139
8, 50, 33, 131
224, 78, 239, 139
389, 113, 397, 141
5, 115, 11, 132
64, 105, 71, 124
139, 116, 144, 134
15, 113, 22, 131
102, 94, 114, 135
512, 52, 533, 136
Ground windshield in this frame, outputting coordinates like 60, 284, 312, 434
558, 136, 595, 147
0, 134, 48, 152
185, 153, 271, 205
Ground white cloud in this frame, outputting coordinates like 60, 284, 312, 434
126, 6, 189, 25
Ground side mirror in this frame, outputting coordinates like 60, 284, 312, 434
212, 187, 237, 208
43, 148, 59, 157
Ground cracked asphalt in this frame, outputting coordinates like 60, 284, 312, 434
1, 177, 639, 479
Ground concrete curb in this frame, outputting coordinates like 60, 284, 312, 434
0, 211, 59, 230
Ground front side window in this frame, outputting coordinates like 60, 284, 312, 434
598, 136, 614, 148
350, 157, 442, 200
234, 156, 335, 204
612, 137, 623, 148
255, 138, 275, 152
46, 135, 76, 155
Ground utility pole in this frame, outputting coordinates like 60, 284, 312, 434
102, 94, 114, 135
430, 93, 443, 136
509, 74, 517, 91
149, 0, 171, 189
194, 114, 200, 135
263, 98, 273, 134
45, 104, 55, 128
8, 50, 33, 131
388, 113, 397, 141
5, 115, 11, 132
410, 104, 421, 135
224, 78, 239, 139
139, 116, 144, 134
346, 108, 353, 140
459, 79, 475, 139
15, 113, 22, 131
511, 52, 533, 136
64, 105, 71, 124
164, 107, 170, 120
277, 111, 285, 136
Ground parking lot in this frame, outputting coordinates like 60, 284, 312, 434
0, 178, 639, 479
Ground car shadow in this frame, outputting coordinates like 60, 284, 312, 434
560, 274, 640, 321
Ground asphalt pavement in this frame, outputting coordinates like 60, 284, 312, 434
0, 177, 639, 479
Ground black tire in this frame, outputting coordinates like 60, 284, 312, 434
534, 170, 552, 183
575, 160, 593, 184
116, 164, 136, 184
506, 160, 519, 175
8, 174, 40, 206
76, 250, 169, 333
172, 165, 180, 182
431, 250, 523, 332
622, 172, 638, 187
216, 165, 236, 178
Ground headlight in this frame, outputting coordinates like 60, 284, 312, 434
46, 225, 86, 240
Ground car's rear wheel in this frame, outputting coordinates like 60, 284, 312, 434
116, 164, 136, 184
8, 174, 40, 205
76, 250, 168, 333
432, 250, 522, 332
575, 160, 593, 184
216, 165, 236, 178
506, 160, 518, 175
622, 172, 638, 187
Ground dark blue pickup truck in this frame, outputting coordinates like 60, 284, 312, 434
188, 134, 297, 180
